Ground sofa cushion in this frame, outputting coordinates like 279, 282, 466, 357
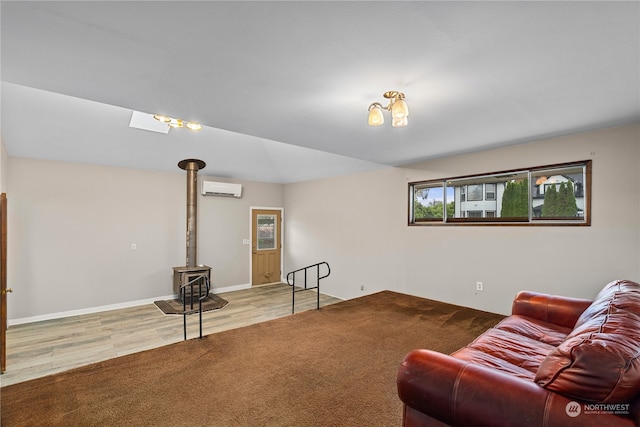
453, 328, 557, 379
574, 280, 640, 329
535, 280, 640, 403
494, 314, 572, 346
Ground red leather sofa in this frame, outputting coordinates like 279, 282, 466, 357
397, 279, 640, 427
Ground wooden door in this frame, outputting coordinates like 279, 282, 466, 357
1, 193, 8, 373
251, 209, 282, 286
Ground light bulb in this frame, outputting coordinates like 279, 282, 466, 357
392, 116, 408, 128
168, 119, 184, 128
391, 98, 409, 119
153, 115, 171, 123
186, 122, 202, 131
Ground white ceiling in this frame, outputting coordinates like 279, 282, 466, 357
1, 1, 638, 183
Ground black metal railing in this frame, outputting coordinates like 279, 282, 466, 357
286, 261, 330, 314
180, 273, 210, 340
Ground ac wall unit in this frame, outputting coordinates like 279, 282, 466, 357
201, 181, 243, 198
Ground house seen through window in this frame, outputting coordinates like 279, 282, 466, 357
409, 161, 590, 225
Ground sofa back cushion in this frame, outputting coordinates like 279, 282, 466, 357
534, 280, 640, 403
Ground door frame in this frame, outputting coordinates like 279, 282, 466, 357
249, 207, 284, 285
1, 193, 7, 373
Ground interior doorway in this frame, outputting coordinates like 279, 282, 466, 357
251, 208, 282, 286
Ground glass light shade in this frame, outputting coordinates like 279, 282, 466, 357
168, 119, 184, 128
392, 116, 408, 128
153, 115, 171, 123
186, 122, 202, 131
391, 99, 409, 118
368, 105, 384, 126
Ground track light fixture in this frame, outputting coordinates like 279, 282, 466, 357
367, 91, 409, 127
153, 114, 202, 131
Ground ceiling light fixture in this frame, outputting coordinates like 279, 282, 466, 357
367, 91, 409, 127
168, 118, 184, 128
153, 114, 202, 131
153, 115, 171, 123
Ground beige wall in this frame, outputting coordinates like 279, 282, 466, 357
7, 158, 283, 321
197, 172, 285, 288
6, 123, 639, 321
284, 124, 640, 314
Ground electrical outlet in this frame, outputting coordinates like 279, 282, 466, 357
476, 281, 483, 291
131, 243, 137, 250
360, 285, 365, 291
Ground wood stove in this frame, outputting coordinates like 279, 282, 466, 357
173, 265, 211, 303
173, 159, 212, 303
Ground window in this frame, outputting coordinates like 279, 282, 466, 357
530, 164, 586, 220
485, 183, 496, 201
408, 160, 591, 226
257, 214, 277, 249
467, 184, 483, 201
412, 182, 453, 221
447, 170, 529, 221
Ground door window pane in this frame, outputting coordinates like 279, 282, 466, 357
257, 214, 277, 250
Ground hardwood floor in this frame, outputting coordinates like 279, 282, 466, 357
0, 283, 342, 387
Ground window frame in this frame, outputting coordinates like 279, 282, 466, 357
485, 183, 496, 201
408, 160, 591, 226
410, 181, 449, 222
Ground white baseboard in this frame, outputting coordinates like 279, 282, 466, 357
8, 283, 253, 326
212, 283, 251, 293
8, 294, 175, 326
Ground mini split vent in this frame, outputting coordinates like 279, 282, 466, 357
201, 181, 243, 198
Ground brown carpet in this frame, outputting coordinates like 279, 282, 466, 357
154, 294, 228, 315
0, 291, 504, 427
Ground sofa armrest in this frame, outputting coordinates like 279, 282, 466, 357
511, 291, 592, 329
397, 349, 635, 427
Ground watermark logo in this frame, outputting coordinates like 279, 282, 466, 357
566, 401, 581, 417
565, 401, 630, 417
583, 403, 630, 415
